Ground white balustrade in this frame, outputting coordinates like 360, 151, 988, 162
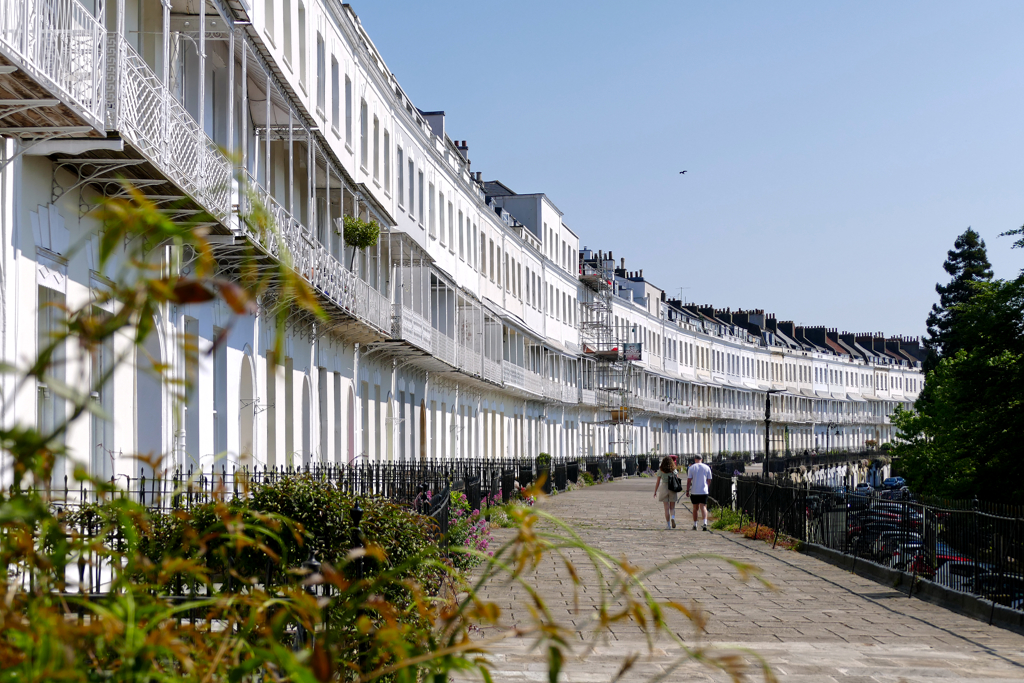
526, 371, 545, 397
483, 357, 502, 385
433, 330, 457, 367
457, 345, 480, 377
391, 304, 432, 352
239, 177, 391, 335
0, 0, 105, 127
107, 36, 231, 220
503, 363, 525, 390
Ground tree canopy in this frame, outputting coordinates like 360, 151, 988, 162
894, 230, 1023, 504
923, 228, 992, 371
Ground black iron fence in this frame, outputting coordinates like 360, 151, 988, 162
41, 451, 659, 541
18, 453, 653, 631
714, 476, 1024, 612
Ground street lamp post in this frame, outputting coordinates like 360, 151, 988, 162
762, 389, 783, 476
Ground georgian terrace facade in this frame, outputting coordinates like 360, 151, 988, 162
580, 250, 922, 458
0, 0, 921, 482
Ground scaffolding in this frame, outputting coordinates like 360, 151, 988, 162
579, 253, 636, 458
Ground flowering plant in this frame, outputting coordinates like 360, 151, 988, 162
515, 486, 537, 506
448, 490, 492, 569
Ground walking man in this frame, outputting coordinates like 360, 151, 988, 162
687, 454, 713, 530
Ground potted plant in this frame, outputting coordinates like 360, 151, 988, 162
343, 214, 381, 270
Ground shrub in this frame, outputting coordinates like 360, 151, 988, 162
580, 471, 595, 486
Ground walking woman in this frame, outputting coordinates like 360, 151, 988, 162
652, 456, 679, 529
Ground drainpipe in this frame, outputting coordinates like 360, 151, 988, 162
162, 0, 171, 167
198, 3, 205, 149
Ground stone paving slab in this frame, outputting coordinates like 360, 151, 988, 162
457, 478, 1024, 682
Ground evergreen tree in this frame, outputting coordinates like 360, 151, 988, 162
1001, 223, 1024, 250
893, 272, 1024, 503
923, 228, 993, 371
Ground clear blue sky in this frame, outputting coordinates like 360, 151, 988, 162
353, 1, 1024, 337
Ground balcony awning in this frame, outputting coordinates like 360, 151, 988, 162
482, 298, 534, 338
847, 393, 868, 402
742, 379, 760, 390
355, 182, 397, 227
814, 389, 831, 398
799, 387, 816, 397
387, 231, 435, 263
831, 391, 848, 400
543, 336, 576, 359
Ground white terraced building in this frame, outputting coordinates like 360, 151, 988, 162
0, 0, 923, 480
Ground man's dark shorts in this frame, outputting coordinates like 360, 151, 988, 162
690, 494, 708, 506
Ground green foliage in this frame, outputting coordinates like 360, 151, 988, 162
0, 187, 777, 682
536, 452, 551, 470
343, 214, 381, 250
895, 273, 1024, 503
923, 228, 993, 370
1001, 223, 1024, 250
710, 505, 745, 531
580, 471, 595, 486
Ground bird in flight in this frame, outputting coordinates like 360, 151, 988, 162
679, 170, 687, 174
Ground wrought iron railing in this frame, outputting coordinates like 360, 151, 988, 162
457, 344, 481, 377
432, 330, 457, 367
482, 357, 501, 385
106, 35, 231, 220
724, 477, 1024, 613
392, 303, 433, 352
525, 370, 545, 396
240, 176, 391, 335
0, 0, 105, 128
502, 363, 525, 390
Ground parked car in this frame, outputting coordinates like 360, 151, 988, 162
855, 482, 874, 496
933, 542, 970, 569
976, 573, 1024, 608
933, 560, 991, 592
887, 545, 934, 577
872, 531, 925, 558
882, 476, 906, 489
852, 522, 906, 556
847, 494, 871, 512
856, 511, 913, 529
867, 502, 923, 529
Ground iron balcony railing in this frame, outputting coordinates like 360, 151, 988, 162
392, 303, 433, 353
106, 35, 231, 220
0, 0, 105, 128
502, 363, 528, 392
432, 329, 457, 367
482, 356, 501, 385
240, 176, 391, 335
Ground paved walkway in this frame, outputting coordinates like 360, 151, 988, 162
464, 478, 1024, 682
